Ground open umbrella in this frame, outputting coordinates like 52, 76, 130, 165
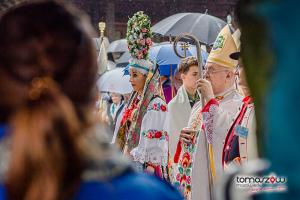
96, 68, 132, 94
114, 42, 158, 68
108, 39, 127, 53
108, 39, 128, 63
115, 51, 131, 68
149, 42, 208, 76
152, 13, 226, 45
107, 60, 116, 71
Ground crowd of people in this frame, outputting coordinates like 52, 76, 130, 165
98, 6, 258, 200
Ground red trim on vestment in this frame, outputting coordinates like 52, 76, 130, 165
222, 96, 252, 168
174, 140, 182, 163
201, 98, 219, 112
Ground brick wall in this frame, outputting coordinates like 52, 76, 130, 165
69, 0, 238, 40
0, 0, 237, 40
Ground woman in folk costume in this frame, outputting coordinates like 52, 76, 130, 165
174, 25, 244, 200
222, 29, 258, 169
165, 56, 201, 163
116, 11, 170, 181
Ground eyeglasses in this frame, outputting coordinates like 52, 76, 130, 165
203, 69, 229, 77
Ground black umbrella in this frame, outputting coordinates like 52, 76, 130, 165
152, 13, 226, 45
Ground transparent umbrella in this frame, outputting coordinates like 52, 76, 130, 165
108, 39, 127, 53
96, 68, 132, 94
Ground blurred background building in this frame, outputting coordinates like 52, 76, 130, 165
68, 0, 238, 40
0, 0, 238, 41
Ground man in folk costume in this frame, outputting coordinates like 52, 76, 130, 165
165, 56, 201, 168
222, 29, 258, 170
174, 25, 243, 200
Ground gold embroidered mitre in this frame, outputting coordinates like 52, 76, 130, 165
232, 29, 241, 51
207, 25, 238, 68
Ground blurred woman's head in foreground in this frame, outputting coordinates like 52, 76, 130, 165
0, 0, 97, 199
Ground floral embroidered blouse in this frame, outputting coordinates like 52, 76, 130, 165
130, 97, 169, 167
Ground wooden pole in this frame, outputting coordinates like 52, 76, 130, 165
170, 64, 174, 98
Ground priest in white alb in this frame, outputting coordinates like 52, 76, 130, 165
174, 25, 244, 200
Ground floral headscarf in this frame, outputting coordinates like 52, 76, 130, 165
116, 11, 164, 151
117, 64, 164, 151
126, 65, 163, 151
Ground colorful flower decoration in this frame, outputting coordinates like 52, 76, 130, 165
126, 11, 153, 59
160, 105, 167, 112
142, 130, 168, 140
174, 131, 199, 198
149, 103, 167, 112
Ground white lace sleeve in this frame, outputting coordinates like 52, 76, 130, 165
130, 97, 169, 166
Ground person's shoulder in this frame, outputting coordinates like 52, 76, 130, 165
0, 184, 6, 200
114, 172, 182, 199
167, 96, 177, 107
191, 100, 203, 111
232, 90, 244, 102
152, 96, 167, 104
147, 96, 167, 110
168, 88, 183, 105
74, 171, 183, 200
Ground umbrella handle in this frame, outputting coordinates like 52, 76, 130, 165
173, 33, 203, 77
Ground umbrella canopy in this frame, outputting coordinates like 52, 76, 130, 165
115, 51, 131, 68
114, 42, 158, 68
108, 39, 127, 53
96, 68, 132, 94
149, 42, 208, 76
152, 13, 226, 45
107, 60, 116, 71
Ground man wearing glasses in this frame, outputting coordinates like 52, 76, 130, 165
176, 25, 244, 200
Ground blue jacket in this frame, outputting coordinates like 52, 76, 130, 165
0, 125, 182, 200
73, 170, 182, 200
0, 171, 182, 200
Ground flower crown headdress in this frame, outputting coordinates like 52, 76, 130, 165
126, 11, 154, 74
